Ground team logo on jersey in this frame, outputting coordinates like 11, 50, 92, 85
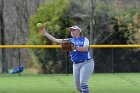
68, 37, 84, 47
74, 41, 84, 46
71, 38, 84, 47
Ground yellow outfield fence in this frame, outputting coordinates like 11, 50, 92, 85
0, 45, 140, 48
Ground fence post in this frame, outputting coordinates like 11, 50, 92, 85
111, 48, 115, 75
65, 52, 69, 75
18, 48, 21, 76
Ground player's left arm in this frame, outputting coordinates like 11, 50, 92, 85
76, 37, 89, 52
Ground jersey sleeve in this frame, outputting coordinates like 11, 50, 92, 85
84, 37, 89, 47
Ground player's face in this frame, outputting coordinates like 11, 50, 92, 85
70, 29, 80, 38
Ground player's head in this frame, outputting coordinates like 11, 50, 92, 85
69, 25, 81, 38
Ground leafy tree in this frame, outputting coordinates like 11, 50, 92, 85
28, 0, 73, 73
92, 1, 140, 72
113, 8, 140, 44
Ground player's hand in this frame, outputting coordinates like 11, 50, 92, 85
37, 23, 46, 35
39, 28, 46, 35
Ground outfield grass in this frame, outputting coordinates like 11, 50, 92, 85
0, 73, 140, 93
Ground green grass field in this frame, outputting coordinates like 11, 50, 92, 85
0, 73, 140, 93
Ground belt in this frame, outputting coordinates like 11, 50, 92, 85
73, 58, 92, 64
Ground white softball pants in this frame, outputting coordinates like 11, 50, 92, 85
73, 59, 94, 93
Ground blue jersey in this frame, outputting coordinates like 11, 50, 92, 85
68, 37, 91, 63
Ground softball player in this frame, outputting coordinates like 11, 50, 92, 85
39, 25, 94, 93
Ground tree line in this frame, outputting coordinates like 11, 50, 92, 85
0, 0, 140, 73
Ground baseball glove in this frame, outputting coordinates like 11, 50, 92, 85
61, 39, 75, 52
